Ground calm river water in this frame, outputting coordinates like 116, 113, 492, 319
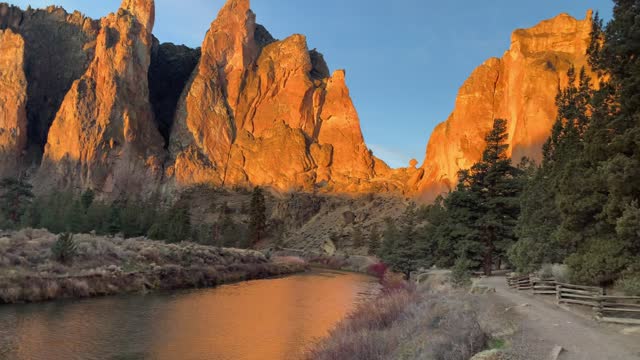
0, 270, 379, 360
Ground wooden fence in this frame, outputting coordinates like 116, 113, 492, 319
507, 275, 532, 290
506, 274, 640, 325
532, 278, 557, 295
595, 296, 640, 325
556, 282, 604, 307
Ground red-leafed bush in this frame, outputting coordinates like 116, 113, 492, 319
366, 262, 388, 279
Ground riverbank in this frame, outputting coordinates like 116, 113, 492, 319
0, 229, 307, 304
307, 272, 499, 360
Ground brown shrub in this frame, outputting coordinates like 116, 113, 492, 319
308, 280, 487, 360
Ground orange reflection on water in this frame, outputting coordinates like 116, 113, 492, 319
0, 270, 377, 360
149, 270, 376, 360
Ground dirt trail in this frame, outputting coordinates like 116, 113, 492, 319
478, 276, 640, 360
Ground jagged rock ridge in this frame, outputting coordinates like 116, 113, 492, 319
0, 3, 99, 158
0, 0, 596, 200
40, 0, 165, 195
168, 0, 390, 193
414, 11, 594, 201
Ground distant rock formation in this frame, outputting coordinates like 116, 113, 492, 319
40, 0, 164, 195
414, 11, 593, 201
0, 0, 597, 201
0, 28, 27, 177
169, 0, 381, 192
0, 3, 99, 156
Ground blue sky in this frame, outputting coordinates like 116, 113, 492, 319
13, 0, 613, 167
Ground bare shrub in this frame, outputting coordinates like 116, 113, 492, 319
308, 278, 487, 360
551, 264, 569, 283
615, 274, 640, 296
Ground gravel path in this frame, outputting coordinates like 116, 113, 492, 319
477, 276, 640, 360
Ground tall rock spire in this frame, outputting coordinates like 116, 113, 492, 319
41, 0, 164, 194
169, 0, 260, 186
121, 0, 155, 30
0, 29, 27, 178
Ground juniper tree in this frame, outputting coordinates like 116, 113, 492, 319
51, 233, 78, 265
367, 225, 381, 255
0, 176, 34, 226
248, 187, 267, 246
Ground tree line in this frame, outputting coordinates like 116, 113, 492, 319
0, 180, 268, 250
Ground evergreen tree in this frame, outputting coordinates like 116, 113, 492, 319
51, 233, 78, 265
468, 119, 523, 275
81, 189, 95, 210
352, 226, 364, 248
0, 176, 34, 226
379, 217, 399, 260
512, 67, 594, 273
166, 204, 191, 243
367, 225, 381, 255
107, 206, 122, 235
386, 204, 420, 278
220, 210, 239, 247
248, 187, 267, 246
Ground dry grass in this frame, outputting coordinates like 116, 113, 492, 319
307, 274, 487, 360
0, 229, 307, 304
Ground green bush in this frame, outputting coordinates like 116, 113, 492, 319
615, 274, 640, 296
51, 233, 78, 265
451, 258, 473, 288
567, 238, 630, 285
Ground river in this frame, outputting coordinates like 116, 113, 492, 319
0, 269, 379, 360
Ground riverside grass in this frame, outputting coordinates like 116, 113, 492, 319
0, 228, 306, 304
307, 272, 488, 360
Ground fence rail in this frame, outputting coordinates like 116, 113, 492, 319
595, 296, 640, 325
505, 274, 640, 324
556, 282, 604, 307
532, 278, 557, 295
507, 275, 532, 290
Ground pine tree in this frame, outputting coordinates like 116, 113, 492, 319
367, 225, 381, 255
0, 176, 34, 226
352, 226, 364, 248
166, 204, 191, 243
248, 187, 267, 246
386, 204, 420, 279
220, 210, 239, 247
469, 119, 523, 275
51, 233, 78, 265
379, 217, 399, 260
81, 189, 95, 210
107, 206, 122, 235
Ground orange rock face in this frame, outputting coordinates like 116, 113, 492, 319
41, 0, 164, 195
414, 11, 593, 201
0, 4, 99, 154
169, 0, 379, 192
0, 0, 595, 200
0, 29, 27, 177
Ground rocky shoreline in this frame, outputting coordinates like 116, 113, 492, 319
0, 229, 307, 304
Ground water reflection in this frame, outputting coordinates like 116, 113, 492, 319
0, 270, 378, 360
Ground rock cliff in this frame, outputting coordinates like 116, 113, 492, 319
0, 3, 99, 156
40, 0, 164, 195
0, 28, 27, 177
169, 0, 379, 192
0, 0, 596, 201
414, 11, 593, 201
